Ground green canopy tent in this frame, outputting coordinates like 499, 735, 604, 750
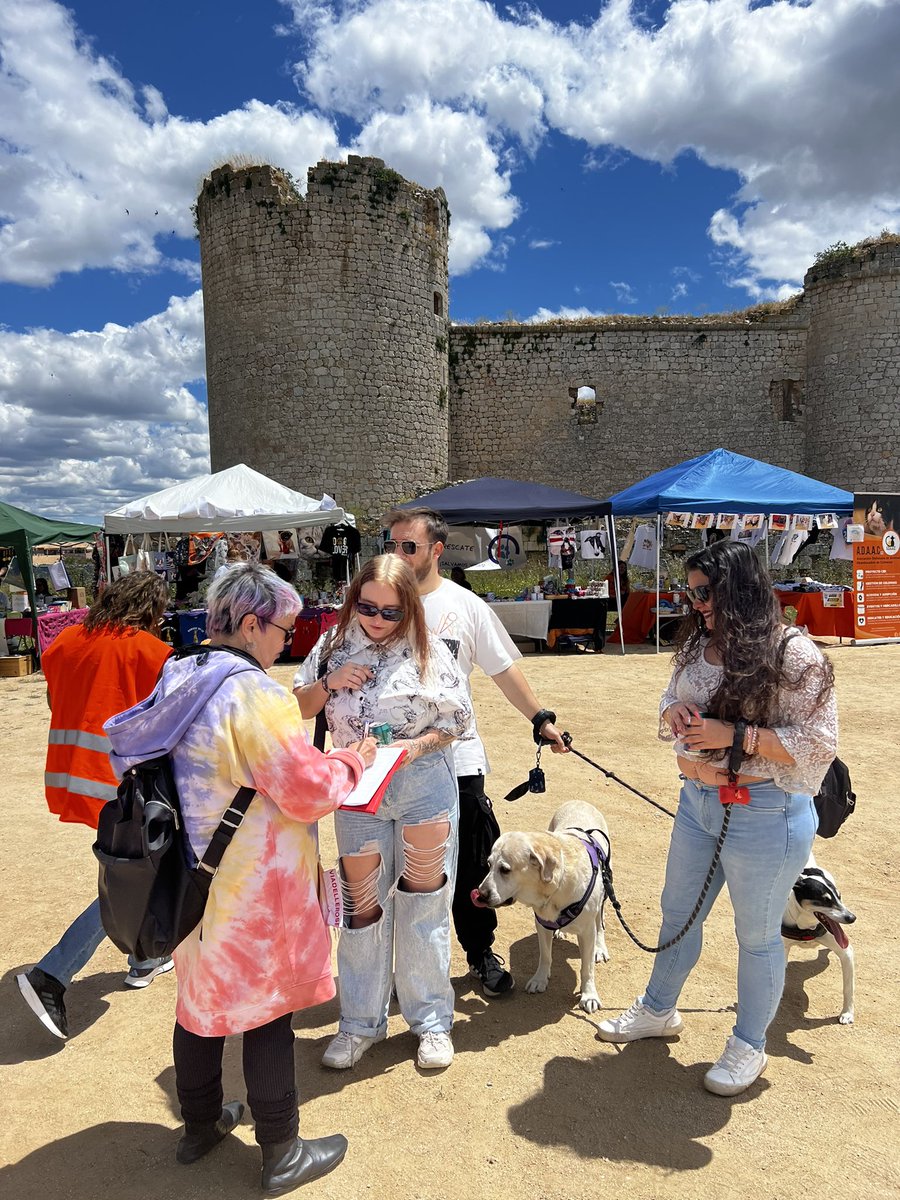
0, 501, 100, 650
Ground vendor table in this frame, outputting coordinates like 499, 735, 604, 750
487, 600, 552, 642
611, 592, 680, 645
776, 590, 854, 638
2, 608, 89, 653
546, 597, 608, 650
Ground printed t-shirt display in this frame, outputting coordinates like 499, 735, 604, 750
319, 522, 361, 582
628, 522, 659, 570
420, 579, 520, 776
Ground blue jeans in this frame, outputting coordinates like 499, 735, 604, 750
643, 777, 817, 1050
333, 749, 459, 1039
38, 897, 165, 988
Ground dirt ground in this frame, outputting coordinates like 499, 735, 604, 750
1, 640, 898, 1200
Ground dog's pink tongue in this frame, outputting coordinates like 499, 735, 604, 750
470, 888, 488, 908
817, 913, 849, 949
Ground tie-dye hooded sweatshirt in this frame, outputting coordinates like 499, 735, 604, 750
104, 649, 364, 1036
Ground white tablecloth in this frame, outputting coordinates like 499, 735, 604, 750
487, 599, 552, 641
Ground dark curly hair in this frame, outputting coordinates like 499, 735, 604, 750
673, 539, 834, 726
83, 572, 168, 635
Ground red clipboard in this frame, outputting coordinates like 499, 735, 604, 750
340, 745, 408, 814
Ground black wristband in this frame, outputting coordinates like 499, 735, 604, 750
531, 708, 557, 744
728, 719, 747, 779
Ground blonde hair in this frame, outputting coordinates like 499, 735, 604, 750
333, 556, 429, 672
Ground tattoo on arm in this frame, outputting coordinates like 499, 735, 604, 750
404, 729, 455, 761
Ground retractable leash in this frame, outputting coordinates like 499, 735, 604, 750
504, 723, 748, 955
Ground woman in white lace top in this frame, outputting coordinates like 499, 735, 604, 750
294, 555, 473, 1073
598, 540, 836, 1097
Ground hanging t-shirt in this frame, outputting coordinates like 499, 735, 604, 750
774, 529, 809, 567
421, 579, 520, 776
560, 538, 576, 570
731, 516, 768, 548
580, 529, 607, 559
319, 522, 361, 582
628, 522, 658, 570
830, 517, 854, 561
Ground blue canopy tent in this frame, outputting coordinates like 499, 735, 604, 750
606, 449, 855, 651
396, 477, 611, 525
607, 448, 853, 516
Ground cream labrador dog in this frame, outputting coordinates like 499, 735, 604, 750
474, 800, 610, 1012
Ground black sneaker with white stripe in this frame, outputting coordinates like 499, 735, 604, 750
468, 950, 514, 997
16, 967, 68, 1039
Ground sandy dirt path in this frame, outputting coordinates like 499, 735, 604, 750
1, 641, 897, 1200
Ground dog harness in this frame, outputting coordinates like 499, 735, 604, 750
535, 829, 609, 932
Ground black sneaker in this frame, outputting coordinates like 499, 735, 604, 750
468, 950, 515, 997
16, 967, 69, 1039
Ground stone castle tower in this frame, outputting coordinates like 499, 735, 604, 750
198, 157, 450, 520
200, 159, 900, 506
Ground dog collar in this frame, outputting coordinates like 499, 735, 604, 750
535, 830, 609, 932
781, 921, 825, 941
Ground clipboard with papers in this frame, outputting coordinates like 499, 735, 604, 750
340, 745, 408, 814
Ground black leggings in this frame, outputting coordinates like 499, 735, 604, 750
173, 1012, 297, 1145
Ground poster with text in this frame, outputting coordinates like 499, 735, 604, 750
852, 492, 900, 640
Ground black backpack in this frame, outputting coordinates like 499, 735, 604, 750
93, 647, 259, 960
813, 757, 856, 838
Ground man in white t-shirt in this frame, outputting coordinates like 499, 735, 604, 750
385, 507, 568, 997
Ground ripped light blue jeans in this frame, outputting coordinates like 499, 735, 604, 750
643, 777, 817, 1051
333, 749, 459, 1039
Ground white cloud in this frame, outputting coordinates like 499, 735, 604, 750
0, 0, 341, 286
524, 305, 607, 323
528, 238, 557, 250
671, 281, 689, 301
610, 280, 636, 304
0, 292, 210, 519
288, 0, 900, 292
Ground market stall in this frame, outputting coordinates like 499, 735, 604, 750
104, 464, 350, 652
606, 448, 854, 650
395, 477, 622, 651
0, 500, 99, 665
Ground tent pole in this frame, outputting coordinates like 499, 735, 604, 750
608, 514, 625, 655
764, 518, 770, 568
655, 513, 662, 654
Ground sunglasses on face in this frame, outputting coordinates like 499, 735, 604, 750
268, 620, 296, 644
384, 539, 434, 555
685, 584, 712, 604
356, 600, 405, 622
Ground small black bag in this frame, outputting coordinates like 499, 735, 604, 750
813, 757, 856, 838
94, 755, 255, 961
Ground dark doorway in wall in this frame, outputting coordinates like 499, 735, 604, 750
770, 379, 804, 422
433, 292, 444, 316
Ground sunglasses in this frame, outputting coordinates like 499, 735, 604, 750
384, 539, 435, 555
356, 600, 405, 622
685, 584, 712, 604
268, 620, 296, 644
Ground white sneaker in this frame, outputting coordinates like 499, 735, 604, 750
123, 958, 175, 989
704, 1034, 767, 1096
596, 997, 684, 1042
417, 1030, 454, 1069
321, 1029, 385, 1070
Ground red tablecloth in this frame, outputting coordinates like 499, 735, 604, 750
611, 592, 678, 644
3, 608, 89, 652
775, 591, 854, 638
290, 607, 339, 658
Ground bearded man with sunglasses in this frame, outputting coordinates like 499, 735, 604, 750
384, 507, 568, 997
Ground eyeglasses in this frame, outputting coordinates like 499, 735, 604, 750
685, 584, 711, 604
356, 600, 405, 622
268, 620, 296, 644
384, 539, 435, 555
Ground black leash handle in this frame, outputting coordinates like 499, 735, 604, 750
556, 731, 732, 954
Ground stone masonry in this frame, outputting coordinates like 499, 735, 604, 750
199, 160, 900, 518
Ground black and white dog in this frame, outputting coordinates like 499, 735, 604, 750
782, 856, 856, 1024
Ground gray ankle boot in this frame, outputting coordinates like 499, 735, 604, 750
260, 1133, 348, 1195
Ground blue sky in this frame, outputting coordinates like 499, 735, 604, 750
1, 0, 898, 520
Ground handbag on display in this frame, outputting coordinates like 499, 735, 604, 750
118, 535, 138, 576
48, 560, 70, 591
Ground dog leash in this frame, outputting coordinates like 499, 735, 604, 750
534, 731, 733, 955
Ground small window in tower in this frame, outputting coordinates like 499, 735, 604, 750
433, 292, 444, 316
569, 385, 600, 425
769, 379, 804, 422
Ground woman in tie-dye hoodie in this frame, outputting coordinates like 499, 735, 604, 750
105, 564, 376, 1192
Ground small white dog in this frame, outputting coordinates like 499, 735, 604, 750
782, 855, 856, 1024
474, 800, 610, 1012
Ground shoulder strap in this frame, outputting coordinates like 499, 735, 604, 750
196, 785, 257, 878
313, 629, 338, 752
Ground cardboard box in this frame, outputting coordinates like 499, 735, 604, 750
0, 655, 33, 677
68, 587, 87, 609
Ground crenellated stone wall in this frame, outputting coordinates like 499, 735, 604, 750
199, 159, 900, 516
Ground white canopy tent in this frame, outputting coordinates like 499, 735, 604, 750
104, 464, 349, 534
